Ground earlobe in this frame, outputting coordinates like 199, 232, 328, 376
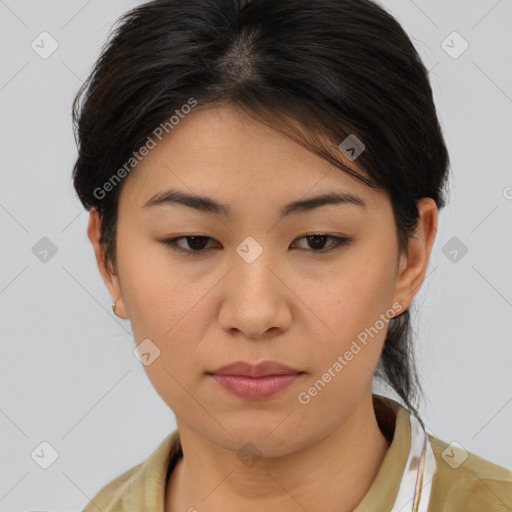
87, 208, 128, 319
392, 198, 438, 313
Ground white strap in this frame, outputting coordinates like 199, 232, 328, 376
389, 414, 436, 512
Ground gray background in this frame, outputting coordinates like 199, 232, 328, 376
0, 0, 511, 510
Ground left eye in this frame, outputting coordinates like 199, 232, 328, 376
292, 234, 352, 252
162, 234, 352, 256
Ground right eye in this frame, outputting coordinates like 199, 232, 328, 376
162, 236, 219, 256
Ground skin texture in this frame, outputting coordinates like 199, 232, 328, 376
87, 105, 438, 512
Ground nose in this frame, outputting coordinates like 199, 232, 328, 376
217, 248, 292, 340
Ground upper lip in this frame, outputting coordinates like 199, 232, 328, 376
208, 360, 303, 377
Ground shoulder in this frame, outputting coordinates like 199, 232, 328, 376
82, 462, 143, 512
82, 430, 181, 511
428, 435, 512, 511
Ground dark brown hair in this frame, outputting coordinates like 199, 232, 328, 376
72, 0, 450, 418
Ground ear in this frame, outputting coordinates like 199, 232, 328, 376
87, 208, 128, 319
392, 197, 438, 314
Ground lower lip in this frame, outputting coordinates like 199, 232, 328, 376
209, 373, 303, 400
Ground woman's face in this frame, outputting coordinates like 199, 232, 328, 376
89, 105, 435, 456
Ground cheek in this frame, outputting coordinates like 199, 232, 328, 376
293, 249, 397, 371
124, 272, 210, 413
116, 234, 194, 334
291, 272, 394, 421
117, 249, 215, 387
306, 248, 396, 317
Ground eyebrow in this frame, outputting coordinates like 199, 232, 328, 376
143, 188, 367, 219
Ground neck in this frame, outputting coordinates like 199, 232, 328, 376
166, 392, 390, 512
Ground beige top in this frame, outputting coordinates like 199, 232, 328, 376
83, 394, 512, 511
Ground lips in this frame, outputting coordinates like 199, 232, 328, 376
208, 360, 303, 377
207, 360, 305, 400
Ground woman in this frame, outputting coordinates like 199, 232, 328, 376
73, 0, 512, 510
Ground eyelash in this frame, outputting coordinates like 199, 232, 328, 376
161, 234, 353, 257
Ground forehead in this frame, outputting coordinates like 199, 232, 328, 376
119, 105, 386, 214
